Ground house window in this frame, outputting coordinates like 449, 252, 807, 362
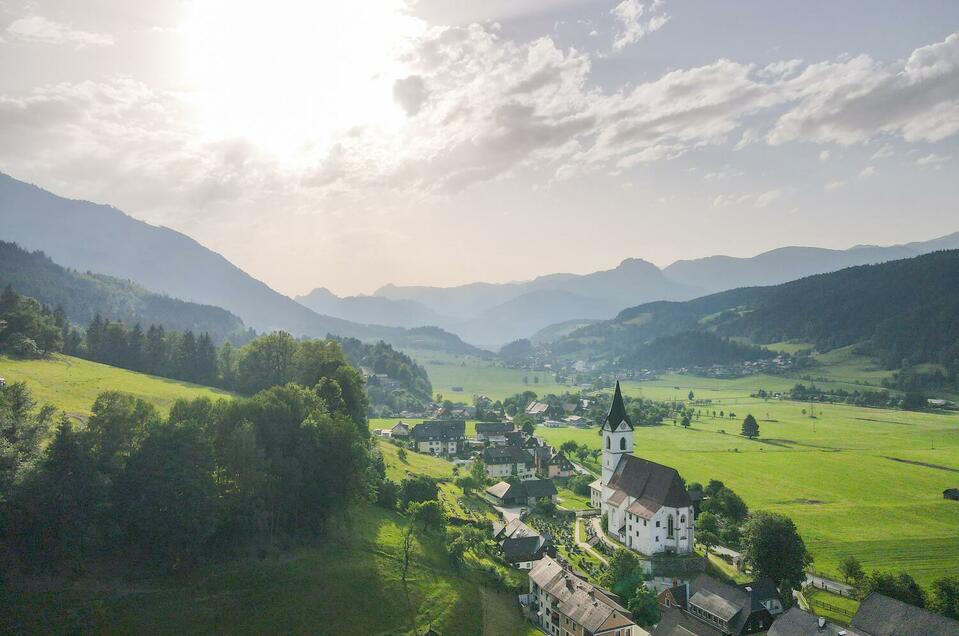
681, 515, 686, 524
656, 536, 659, 542
655, 521, 660, 527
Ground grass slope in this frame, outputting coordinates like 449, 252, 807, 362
8, 503, 536, 635
536, 375, 959, 588
0, 354, 232, 415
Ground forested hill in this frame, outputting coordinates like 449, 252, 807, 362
0, 241, 246, 343
336, 337, 433, 402
556, 249, 959, 376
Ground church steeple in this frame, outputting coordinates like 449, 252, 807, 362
601, 380, 634, 486
602, 381, 632, 432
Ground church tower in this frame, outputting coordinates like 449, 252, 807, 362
601, 381, 633, 486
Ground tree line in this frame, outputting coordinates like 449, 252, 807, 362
1, 342, 372, 577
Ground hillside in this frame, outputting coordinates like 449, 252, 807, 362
0, 354, 232, 415
0, 173, 393, 340
556, 250, 959, 379
0, 241, 246, 343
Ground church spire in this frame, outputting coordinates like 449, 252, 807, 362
603, 381, 632, 431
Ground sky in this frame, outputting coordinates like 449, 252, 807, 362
1, 0, 957, 297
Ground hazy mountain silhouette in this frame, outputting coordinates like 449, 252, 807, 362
0, 173, 405, 341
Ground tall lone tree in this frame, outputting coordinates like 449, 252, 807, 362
741, 414, 759, 439
741, 512, 812, 601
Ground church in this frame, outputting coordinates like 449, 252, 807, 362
589, 382, 696, 556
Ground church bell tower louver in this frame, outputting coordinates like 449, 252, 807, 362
601, 381, 633, 486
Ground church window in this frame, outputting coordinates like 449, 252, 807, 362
619, 437, 626, 450
606, 436, 610, 449
667, 515, 674, 538
681, 515, 686, 524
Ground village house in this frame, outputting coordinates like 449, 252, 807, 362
591, 382, 696, 556
565, 415, 588, 427
389, 421, 410, 438
525, 400, 550, 420
542, 419, 566, 428
485, 479, 558, 507
483, 445, 536, 479
525, 555, 644, 636
656, 574, 777, 635
537, 449, 575, 479
850, 591, 959, 636
766, 607, 856, 636
411, 420, 466, 456
475, 421, 513, 445
504, 533, 552, 569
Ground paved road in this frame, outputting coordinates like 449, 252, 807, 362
711, 543, 855, 596
590, 516, 622, 551
805, 573, 856, 596
569, 460, 598, 478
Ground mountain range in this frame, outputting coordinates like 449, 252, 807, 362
0, 173, 484, 355
304, 233, 959, 347
552, 249, 959, 376
3, 171, 957, 351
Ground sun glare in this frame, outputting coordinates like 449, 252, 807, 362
182, 1, 421, 164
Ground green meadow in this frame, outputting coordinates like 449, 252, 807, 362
0, 353, 233, 416
403, 349, 564, 402
535, 375, 959, 588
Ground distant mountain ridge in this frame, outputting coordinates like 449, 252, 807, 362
552, 249, 959, 377
0, 173, 485, 356
365, 233, 959, 345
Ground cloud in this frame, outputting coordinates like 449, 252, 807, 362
393, 75, 429, 116
870, 143, 894, 160
713, 189, 783, 209
611, 0, 670, 51
5, 15, 115, 47
915, 152, 952, 166
858, 165, 876, 177
819, 150, 830, 161
768, 33, 959, 145
824, 180, 846, 191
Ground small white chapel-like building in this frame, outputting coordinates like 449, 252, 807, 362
589, 381, 696, 556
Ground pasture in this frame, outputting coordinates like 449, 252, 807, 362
536, 376, 959, 588
0, 354, 233, 415
403, 349, 564, 401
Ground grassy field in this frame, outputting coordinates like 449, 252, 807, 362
403, 349, 565, 402
0, 354, 233, 416
803, 588, 860, 626
534, 375, 959, 588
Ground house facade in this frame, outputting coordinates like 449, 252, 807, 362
657, 574, 776, 635
537, 449, 575, 479
527, 556, 644, 636
411, 420, 466, 455
593, 382, 695, 556
475, 421, 513, 445
483, 446, 536, 479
